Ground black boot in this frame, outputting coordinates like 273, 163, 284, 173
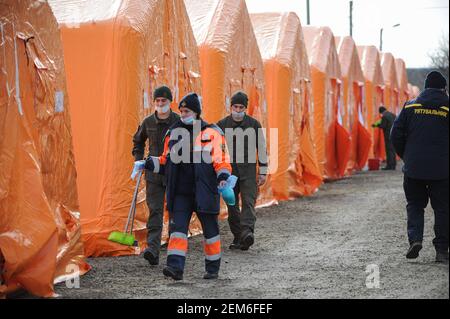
163, 266, 183, 281
203, 272, 219, 280
406, 241, 423, 259
229, 238, 241, 250
435, 251, 449, 264
143, 250, 159, 266
240, 232, 254, 251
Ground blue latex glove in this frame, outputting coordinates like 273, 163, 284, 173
131, 160, 145, 180
218, 175, 238, 206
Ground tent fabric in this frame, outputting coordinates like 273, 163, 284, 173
0, 0, 90, 297
48, 0, 203, 257
184, 0, 276, 209
395, 58, 409, 108
250, 12, 322, 200
335, 36, 371, 172
381, 52, 400, 114
357, 45, 385, 160
303, 26, 351, 180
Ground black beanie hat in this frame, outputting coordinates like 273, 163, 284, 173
179, 93, 202, 115
231, 91, 249, 107
424, 71, 447, 89
153, 85, 173, 101
379, 106, 387, 114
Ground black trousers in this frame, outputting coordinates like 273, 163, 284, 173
144, 180, 165, 257
384, 134, 397, 169
226, 177, 258, 241
403, 176, 449, 252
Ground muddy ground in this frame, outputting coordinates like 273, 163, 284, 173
54, 168, 449, 299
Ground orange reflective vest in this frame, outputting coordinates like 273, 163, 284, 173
146, 120, 232, 213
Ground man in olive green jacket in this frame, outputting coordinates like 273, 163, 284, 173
132, 86, 179, 265
217, 91, 268, 251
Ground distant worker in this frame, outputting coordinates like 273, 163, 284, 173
372, 106, 397, 170
391, 71, 449, 263
133, 93, 233, 280
217, 91, 268, 251
132, 86, 180, 266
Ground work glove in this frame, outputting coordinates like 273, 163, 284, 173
372, 119, 381, 128
131, 160, 145, 180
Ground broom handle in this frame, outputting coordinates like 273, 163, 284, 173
128, 170, 142, 235
124, 169, 143, 234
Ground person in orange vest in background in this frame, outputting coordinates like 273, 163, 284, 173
217, 91, 268, 251
133, 93, 233, 280
132, 86, 180, 266
372, 106, 397, 170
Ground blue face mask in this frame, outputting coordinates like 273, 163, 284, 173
156, 103, 170, 114
232, 110, 245, 120
181, 115, 195, 125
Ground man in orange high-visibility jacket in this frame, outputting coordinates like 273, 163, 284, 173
134, 93, 232, 280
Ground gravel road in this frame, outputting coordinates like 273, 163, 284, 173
54, 168, 449, 299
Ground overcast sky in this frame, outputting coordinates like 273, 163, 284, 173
245, 0, 449, 68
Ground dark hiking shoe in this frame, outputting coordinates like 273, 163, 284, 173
229, 238, 241, 250
406, 242, 423, 259
143, 250, 159, 266
163, 266, 183, 281
435, 251, 449, 264
240, 232, 254, 251
203, 272, 219, 280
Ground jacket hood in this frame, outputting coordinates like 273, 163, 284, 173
413, 88, 449, 108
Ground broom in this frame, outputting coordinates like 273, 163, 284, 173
108, 169, 143, 246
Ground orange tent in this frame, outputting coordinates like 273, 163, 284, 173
395, 58, 409, 107
303, 26, 351, 180
335, 36, 372, 172
48, 0, 202, 257
184, 0, 276, 208
357, 45, 385, 160
381, 52, 400, 114
250, 12, 322, 200
0, 0, 89, 297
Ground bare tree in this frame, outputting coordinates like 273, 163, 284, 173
429, 33, 449, 81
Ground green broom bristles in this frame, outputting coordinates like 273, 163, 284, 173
108, 231, 136, 246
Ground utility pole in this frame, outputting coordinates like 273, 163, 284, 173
307, 0, 310, 25
349, 1, 353, 36
379, 28, 384, 51
379, 24, 400, 52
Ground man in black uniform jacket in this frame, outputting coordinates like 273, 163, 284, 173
391, 71, 449, 263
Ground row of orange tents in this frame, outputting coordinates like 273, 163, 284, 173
0, 0, 421, 297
